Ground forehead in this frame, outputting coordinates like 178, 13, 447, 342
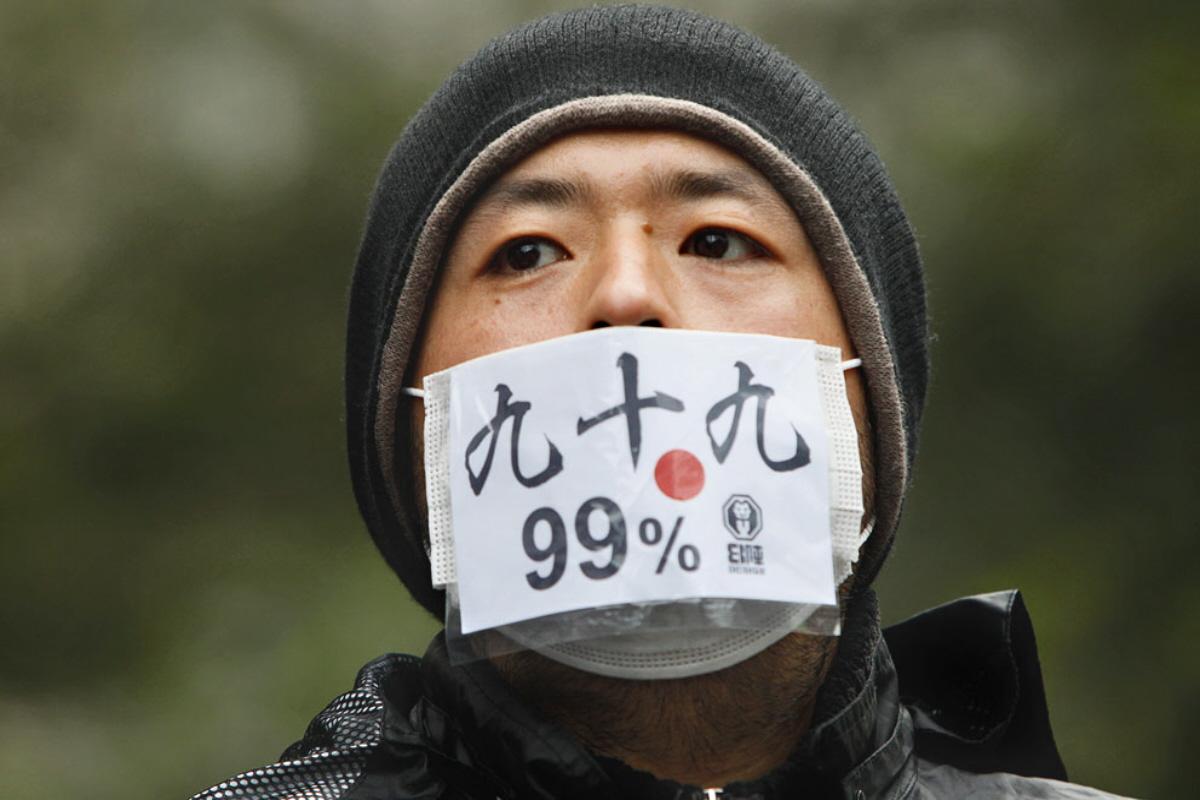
466, 127, 793, 221
507, 128, 758, 172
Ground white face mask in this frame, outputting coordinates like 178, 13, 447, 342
405, 328, 868, 679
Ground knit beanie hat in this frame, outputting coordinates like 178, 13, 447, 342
345, 3, 929, 618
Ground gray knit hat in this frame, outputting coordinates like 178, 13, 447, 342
345, 3, 929, 617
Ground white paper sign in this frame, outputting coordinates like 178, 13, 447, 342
446, 328, 837, 634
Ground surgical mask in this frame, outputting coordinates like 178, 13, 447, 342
404, 328, 868, 679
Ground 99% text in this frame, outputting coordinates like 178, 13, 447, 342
522, 497, 701, 591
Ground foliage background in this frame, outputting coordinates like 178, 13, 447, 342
2, 1, 1196, 797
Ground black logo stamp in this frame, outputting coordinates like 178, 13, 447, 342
724, 494, 765, 573
722, 494, 762, 541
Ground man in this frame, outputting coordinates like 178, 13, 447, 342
192, 5, 1127, 798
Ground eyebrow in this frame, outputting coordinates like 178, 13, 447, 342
649, 168, 776, 207
474, 167, 780, 214
481, 176, 587, 209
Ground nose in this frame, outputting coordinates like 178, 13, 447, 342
582, 223, 677, 329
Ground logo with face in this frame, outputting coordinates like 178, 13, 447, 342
723, 494, 762, 541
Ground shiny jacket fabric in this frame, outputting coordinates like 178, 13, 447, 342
189, 591, 1128, 799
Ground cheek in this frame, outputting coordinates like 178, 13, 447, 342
674, 269, 852, 349
415, 278, 579, 378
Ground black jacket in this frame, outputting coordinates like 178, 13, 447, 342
189, 591, 1128, 799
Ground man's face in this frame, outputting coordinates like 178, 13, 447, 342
413, 129, 868, 439
408, 128, 874, 727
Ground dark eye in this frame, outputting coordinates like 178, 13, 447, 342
682, 227, 768, 261
489, 236, 569, 272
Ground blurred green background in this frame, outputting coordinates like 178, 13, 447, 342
2, 1, 1196, 798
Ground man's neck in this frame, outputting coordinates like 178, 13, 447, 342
490, 631, 838, 788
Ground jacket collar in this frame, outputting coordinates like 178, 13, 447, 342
360, 589, 1062, 799
405, 590, 906, 800
882, 590, 1068, 781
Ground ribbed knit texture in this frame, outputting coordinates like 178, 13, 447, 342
346, 4, 929, 616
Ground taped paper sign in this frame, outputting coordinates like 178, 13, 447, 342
427, 328, 854, 635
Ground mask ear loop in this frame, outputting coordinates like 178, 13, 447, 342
839, 356, 872, 547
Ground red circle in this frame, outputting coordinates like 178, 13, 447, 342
654, 449, 705, 501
